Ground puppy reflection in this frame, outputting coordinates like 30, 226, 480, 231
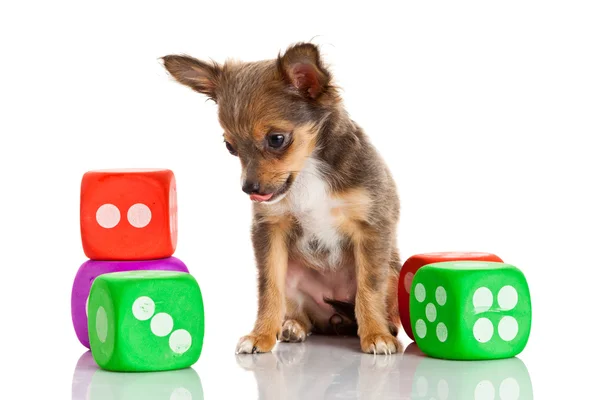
237, 339, 532, 400
236, 336, 415, 400
72, 352, 204, 400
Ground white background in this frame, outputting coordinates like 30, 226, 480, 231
1, 1, 599, 398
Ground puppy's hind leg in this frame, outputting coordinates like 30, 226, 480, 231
279, 297, 312, 343
386, 248, 402, 337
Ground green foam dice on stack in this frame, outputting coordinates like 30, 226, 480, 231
410, 261, 531, 360
88, 270, 205, 372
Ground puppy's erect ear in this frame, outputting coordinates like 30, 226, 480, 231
162, 55, 221, 101
277, 43, 331, 100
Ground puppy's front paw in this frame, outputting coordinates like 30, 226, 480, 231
236, 333, 276, 354
360, 333, 401, 355
279, 319, 307, 343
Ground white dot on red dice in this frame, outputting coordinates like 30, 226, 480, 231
474, 380, 495, 400
473, 287, 493, 312
132, 296, 155, 320
151, 312, 174, 337
498, 316, 519, 341
499, 377, 520, 400
127, 203, 152, 228
96, 204, 120, 228
404, 272, 414, 294
170, 329, 192, 354
415, 319, 427, 339
473, 318, 494, 343
170, 184, 177, 238
415, 283, 426, 302
498, 286, 518, 310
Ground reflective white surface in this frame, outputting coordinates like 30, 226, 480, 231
71, 336, 535, 400
235, 337, 532, 400
67, 328, 597, 399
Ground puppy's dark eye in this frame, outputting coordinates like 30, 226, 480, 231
267, 133, 286, 149
225, 141, 238, 156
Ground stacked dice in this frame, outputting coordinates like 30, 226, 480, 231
398, 252, 532, 361
71, 169, 205, 372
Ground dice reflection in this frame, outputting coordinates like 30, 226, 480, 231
410, 352, 532, 400
72, 352, 204, 400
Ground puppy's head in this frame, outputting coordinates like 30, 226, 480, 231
163, 43, 339, 204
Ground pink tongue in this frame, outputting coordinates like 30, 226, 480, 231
250, 193, 274, 202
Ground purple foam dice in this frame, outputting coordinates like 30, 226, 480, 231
71, 257, 189, 348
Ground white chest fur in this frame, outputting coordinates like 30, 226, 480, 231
270, 158, 344, 269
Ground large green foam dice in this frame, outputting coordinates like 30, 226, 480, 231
410, 261, 531, 360
88, 270, 205, 371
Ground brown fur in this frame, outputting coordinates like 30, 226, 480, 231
248, 218, 289, 352
163, 42, 402, 354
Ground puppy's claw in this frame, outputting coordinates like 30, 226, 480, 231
236, 333, 276, 354
361, 333, 400, 355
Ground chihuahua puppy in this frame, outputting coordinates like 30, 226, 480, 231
162, 43, 401, 354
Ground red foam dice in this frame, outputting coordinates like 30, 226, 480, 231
80, 168, 177, 260
398, 251, 503, 340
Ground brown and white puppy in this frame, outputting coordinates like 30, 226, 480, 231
162, 43, 402, 354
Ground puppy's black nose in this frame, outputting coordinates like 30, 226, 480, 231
242, 180, 261, 195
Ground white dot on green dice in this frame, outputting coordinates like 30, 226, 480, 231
498, 316, 519, 341
96, 306, 108, 343
415, 283, 426, 302
473, 287, 493, 312
436, 286, 447, 306
498, 285, 518, 310
151, 312, 174, 337
473, 318, 494, 343
132, 296, 155, 321
170, 329, 192, 354
415, 319, 427, 339
426, 303, 437, 322
436, 323, 448, 342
